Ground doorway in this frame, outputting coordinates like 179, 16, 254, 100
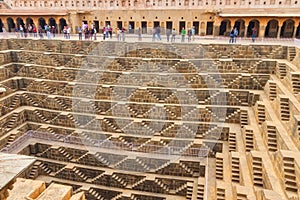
141, 21, 147, 34
179, 21, 186, 32
193, 21, 199, 35
206, 22, 214, 35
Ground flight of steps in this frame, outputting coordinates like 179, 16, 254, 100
231, 154, 240, 183
215, 155, 223, 180
280, 97, 290, 121
282, 157, 298, 193
288, 46, 296, 61
28, 161, 42, 179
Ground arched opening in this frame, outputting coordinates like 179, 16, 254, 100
38, 17, 46, 29
59, 18, 67, 33
264, 19, 278, 38
219, 19, 231, 36
296, 22, 300, 38
7, 18, 15, 32
280, 19, 294, 38
0, 19, 3, 32
247, 19, 259, 37
48, 18, 57, 32
234, 19, 245, 37
16, 17, 25, 29
26, 17, 34, 26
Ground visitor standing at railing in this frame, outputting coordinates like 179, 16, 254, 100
181, 27, 186, 42
78, 26, 82, 40
191, 26, 195, 41
138, 27, 142, 41
156, 26, 162, 40
152, 27, 156, 41
20, 26, 24, 38
229, 28, 235, 43
166, 28, 171, 42
2, 26, 7, 38
251, 27, 257, 42
171, 28, 176, 42
233, 27, 238, 43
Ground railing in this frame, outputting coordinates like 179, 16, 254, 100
0, 31, 297, 45
1, 130, 209, 157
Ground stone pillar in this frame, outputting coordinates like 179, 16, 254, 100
277, 26, 282, 38
213, 25, 220, 36
277, 21, 283, 39
33, 17, 39, 28
244, 25, 248, 37
293, 26, 298, 38
259, 25, 265, 38
2, 18, 9, 32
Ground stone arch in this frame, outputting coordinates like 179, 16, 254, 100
247, 19, 259, 37
234, 19, 245, 37
38, 17, 46, 29
26, 17, 34, 26
59, 18, 67, 33
16, 17, 25, 29
49, 18, 57, 33
280, 19, 294, 38
48, 18, 57, 27
264, 19, 278, 38
219, 19, 231, 36
6, 17, 15, 32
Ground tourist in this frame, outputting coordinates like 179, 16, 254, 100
109, 26, 112, 39
78, 26, 82, 40
121, 27, 126, 41
45, 25, 51, 39
251, 27, 257, 42
28, 24, 33, 37
105, 24, 109, 38
102, 27, 106, 40
229, 28, 235, 43
63, 26, 67, 39
89, 28, 93, 40
137, 27, 142, 41
181, 27, 186, 42
171, 28, 176, 42
33, 25, 37, 38
152, 27, 156, 41
38, 26, 43, 38
191, 26, 195, 41
233, 27, 238, 43
20, 26, 24, 37
187, 28, 192, 42
51, 26, 56, 38
166, 28, 171, 42
2, 26, 7, 38
156, 26, 162, 40
67, 26, 71, 39
14, 27, 19, 38
24, 27, 28, 38
93, 27, 97, 40
117, 28, 122, 41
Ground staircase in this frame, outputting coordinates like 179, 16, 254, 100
6, 113, 19, 129
280, 97, 290, 121
288, 46, 296, 61
33, 110, 48, 123
28, 161, 42, 179
252, 157, 263, 187
57, 147, 73, 160
282, 157, 298, 193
